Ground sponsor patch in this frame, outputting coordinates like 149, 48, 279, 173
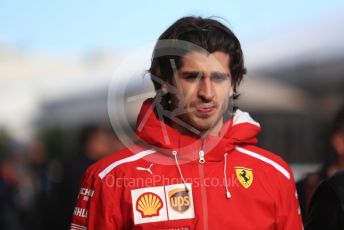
131, 186, 168, 224
235, 167, 254, 189
73, 207, 88, 218
136, 192, 163, 218
131, 183, 194, 225
165, 183, 194, 220
77, 187, 94, 201
169, 189, 189, 213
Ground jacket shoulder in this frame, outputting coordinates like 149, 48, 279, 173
84, 145, 155, 180
235, 145, 293, 181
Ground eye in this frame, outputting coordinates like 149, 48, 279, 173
182, 72, 202, 81
212, 73, 229, 81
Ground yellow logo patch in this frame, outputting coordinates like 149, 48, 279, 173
136, 192, 163, 218
235, 167, 253, 189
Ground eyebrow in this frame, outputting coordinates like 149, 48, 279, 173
180, 71, 230, 77
180, 71, 202, 76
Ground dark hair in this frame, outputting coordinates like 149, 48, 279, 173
148, 16, 246, 99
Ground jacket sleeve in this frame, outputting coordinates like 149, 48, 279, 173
70, 167, 124, 230
276, 165, 303, 230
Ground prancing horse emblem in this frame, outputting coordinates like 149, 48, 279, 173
235, 167, 253, 189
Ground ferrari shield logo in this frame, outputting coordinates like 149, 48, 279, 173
235, 167, 253, 189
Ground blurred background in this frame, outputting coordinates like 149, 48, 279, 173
1, 0, 344, 229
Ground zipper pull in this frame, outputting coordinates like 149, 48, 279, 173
199, 150, 205, 164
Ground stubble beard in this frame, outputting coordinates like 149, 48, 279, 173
174, 98, 228, 136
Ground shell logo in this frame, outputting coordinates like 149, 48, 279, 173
136, 192, 163, 218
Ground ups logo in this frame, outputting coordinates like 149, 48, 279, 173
168, 188, 190, 213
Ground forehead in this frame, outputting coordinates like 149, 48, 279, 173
180, 51, 230, 72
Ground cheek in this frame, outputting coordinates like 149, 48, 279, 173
333, 135, 344, 155
216, 80, 233, 97
219, 85, 232, 101
220, 95, 230, 110
179, 83, 197, 100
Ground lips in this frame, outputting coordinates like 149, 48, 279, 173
196, 103, 216, 114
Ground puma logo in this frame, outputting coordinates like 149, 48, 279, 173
136, 164, 154, 175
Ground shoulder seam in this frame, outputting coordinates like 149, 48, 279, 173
98, 149, 156, 179
235, 146, 290, 179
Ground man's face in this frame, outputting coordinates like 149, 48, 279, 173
332, 132, 344, 156
168, 51, 234, 135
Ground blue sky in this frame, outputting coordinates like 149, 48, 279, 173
1, 0, 344, 55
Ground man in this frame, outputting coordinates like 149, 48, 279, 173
305, 105, 344, 230
50, 125, 121, 230
71, 16, 302, 229
297, 105, 344, 221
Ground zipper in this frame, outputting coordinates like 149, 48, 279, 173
199, 139, 206, 164
199, 150, 205, 163
198, 138, 208, 230
198, 163, 208, 230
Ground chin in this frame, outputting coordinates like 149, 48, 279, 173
178, 113, 218, 133
190, 119, 215, 132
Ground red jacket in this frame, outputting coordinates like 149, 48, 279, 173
71, 98, 303, 230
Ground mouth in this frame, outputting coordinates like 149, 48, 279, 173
196, 103, 216, 115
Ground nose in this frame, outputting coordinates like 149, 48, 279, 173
198, 77, 214, 101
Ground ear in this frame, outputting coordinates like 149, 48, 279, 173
161, 84, 168, 95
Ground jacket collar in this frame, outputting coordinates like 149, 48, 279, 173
135, 98, 261, 162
